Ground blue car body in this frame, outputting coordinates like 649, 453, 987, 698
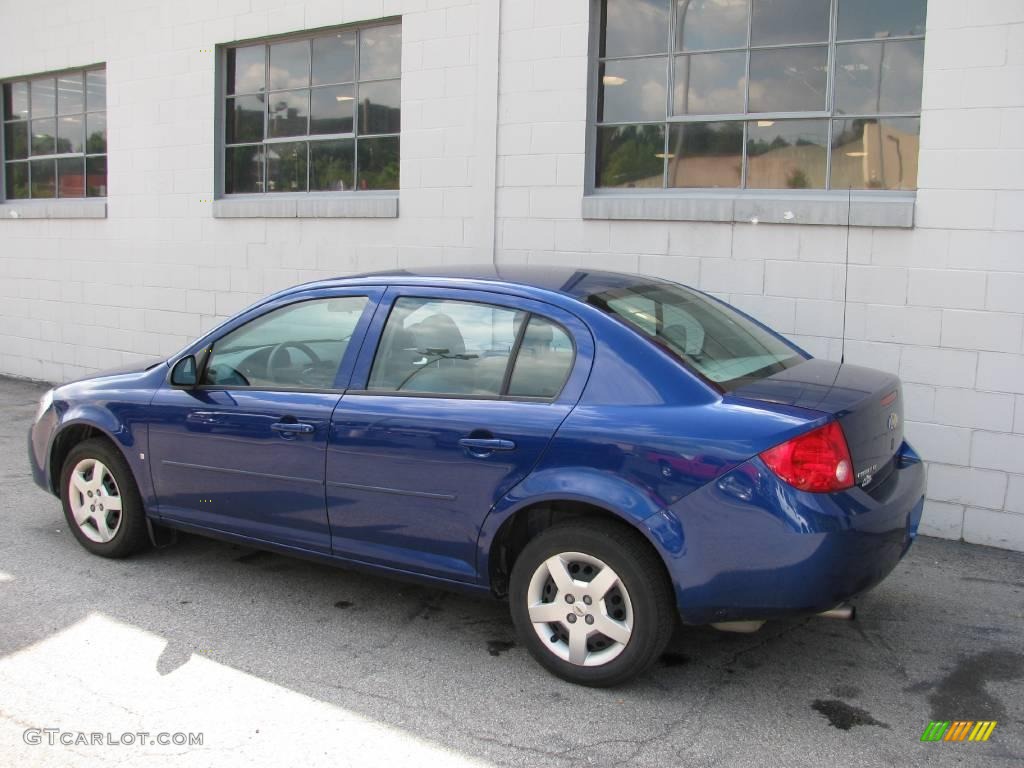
28, 267, 925, 625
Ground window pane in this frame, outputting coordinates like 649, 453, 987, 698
313, 32, 356, 85
310, 85, 354, 134
359, 24, 402, 80
266, 141, 308, 192
3, 82, 29, 120
225, 145, 263, 193
56, 115, 83, 154
31, 78, 56, 116
4, 120, 28, 159
673, 51, 746, 115
667, 121, 742, 188
749, 46, 827, 112
270, 40, 310, 90
358, 80, 401, 134
508, 317, 574, 399
595, 123, 665, 188
835, 40, 924, 115
86, 70, 106, 112
838, 0, 926, 40
203, 297, 369, 390
746, 118, 826, 189
601, 0, 670, 57
31, 118, 56, 155
57, 156, 84, 197
268, 89, 309, 138
751, 0, 829, 45
368, 298, 523, 396
677, 0, 749, 52
30, 159, 55, 197
831, 117, 919, 190
228, 45, 265, 95
86, 156, 107, 196
57, 73, 84, 114
86, 113, 107, 154
357, 136, 399, 190
589, 281, 802, 387
226, 94, 265, 144
4, 162, 28, 199
599, 58, 667, 123
310, 139, 355, 191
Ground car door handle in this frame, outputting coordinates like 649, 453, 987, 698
271, 421, 315, 435
458, 438, 516, 452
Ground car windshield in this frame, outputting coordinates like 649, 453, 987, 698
585, 281, 803, 389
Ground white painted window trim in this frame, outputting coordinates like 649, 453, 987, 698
212, 193, 398, 219
0, 199, 107, 219
581, 190, 914, 228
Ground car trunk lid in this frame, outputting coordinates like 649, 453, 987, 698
729, 359, 904, 488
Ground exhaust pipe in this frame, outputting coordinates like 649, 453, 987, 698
818, 604, 856, 621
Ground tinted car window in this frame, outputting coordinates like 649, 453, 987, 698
368, 298, 526, 396
507, 316, 574, 398
587, 281, 802, 388
202, 296, 368, 389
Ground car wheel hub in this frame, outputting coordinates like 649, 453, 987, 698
68, 458, 123, 544
526, 551, 634, 667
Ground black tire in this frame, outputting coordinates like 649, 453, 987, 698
59, 437, 151, 558
509, 519, 675, 687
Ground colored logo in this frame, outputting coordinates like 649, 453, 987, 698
887, 412, 899, 431
921, 721, 997, 742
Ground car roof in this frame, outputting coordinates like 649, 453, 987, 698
297, 265, 672, 304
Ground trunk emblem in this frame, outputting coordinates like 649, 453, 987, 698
887, 413, 899, 431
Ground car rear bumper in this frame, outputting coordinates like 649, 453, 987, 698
648, 441, 925, 625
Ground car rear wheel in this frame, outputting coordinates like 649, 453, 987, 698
509, 519, 674, 687
60, 438, 150, 558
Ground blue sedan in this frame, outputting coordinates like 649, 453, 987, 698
28, 267, 925, 686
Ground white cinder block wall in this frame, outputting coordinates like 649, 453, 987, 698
1, 0, 1022, 551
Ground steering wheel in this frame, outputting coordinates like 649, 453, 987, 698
266, 342, 322, 383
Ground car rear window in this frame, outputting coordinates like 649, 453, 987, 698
585, 281, 803, 390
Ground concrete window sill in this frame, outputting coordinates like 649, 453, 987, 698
213, 195, 398, 219
582, 191, 915, 228
0, 200, 107, 220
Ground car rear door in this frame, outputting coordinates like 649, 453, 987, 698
148, 287, 382, 553
325, 286, 594, 581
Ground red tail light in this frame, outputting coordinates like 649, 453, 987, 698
760, 421, 854, 493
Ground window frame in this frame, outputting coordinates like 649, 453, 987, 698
1, 64, 107, 204
215, 18, 402, 201
353, 295, 579, 403
585, 0, 926, 195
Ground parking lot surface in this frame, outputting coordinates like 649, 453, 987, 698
1, 375, 1021, 767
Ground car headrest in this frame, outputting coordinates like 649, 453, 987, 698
410, 313, 465, 355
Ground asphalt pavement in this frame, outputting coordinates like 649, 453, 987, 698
1, 375, 1022, 767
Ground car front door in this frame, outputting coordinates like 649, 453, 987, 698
148, 288, 381, 553
325, 287, 593, 581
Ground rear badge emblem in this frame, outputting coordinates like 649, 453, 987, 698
887, 413, 899, 432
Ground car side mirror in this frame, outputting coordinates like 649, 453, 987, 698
170, 355, 198, 387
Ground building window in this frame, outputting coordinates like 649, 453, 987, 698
2, 67, 107, 200
222, 21, 401, 196
593, 0, 925, 192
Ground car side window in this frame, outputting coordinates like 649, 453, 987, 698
367, 297, 576, 400
507, 316, 574, 398
202, 296, 368, 389
368, 298, 524, 396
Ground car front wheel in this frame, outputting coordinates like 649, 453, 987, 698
509, 519, 674, 687
60, 438, 150, 558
